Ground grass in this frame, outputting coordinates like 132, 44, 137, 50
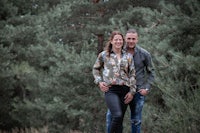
0, 126, 82, 133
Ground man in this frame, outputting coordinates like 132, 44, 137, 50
101, 29, 155, 133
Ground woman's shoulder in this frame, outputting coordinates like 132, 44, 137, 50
99, 50, 107, 57
97, 50, 107, 61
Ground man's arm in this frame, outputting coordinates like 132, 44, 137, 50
144, 52, 155, 91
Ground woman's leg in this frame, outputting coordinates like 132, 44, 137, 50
120, 85, 130, 131
105, 85, 129, 133
105, 85, 124, 133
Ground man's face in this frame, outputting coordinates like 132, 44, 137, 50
125, 33, 138, 49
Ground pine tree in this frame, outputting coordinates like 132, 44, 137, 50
0, 0, 199, 132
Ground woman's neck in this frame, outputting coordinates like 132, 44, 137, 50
112, 48, 121, 60
112, 48, 121, 55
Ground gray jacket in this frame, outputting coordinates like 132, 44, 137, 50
132, 46, 155, 91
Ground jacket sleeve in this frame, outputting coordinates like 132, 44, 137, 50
144, 52, 155, 90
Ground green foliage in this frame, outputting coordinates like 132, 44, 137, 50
0, 0, 199, 132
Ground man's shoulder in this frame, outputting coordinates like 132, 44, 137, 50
136, 46, 150, 55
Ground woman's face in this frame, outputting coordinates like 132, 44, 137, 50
111, 34, 124, 50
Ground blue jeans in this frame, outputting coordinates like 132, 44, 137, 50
106, 111, 112, 133
105, 85, 129, 133
106, 92, 145, 133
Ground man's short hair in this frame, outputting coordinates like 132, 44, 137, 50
126, 29, 137, 34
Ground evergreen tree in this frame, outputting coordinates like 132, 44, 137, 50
0, 0, 199, 132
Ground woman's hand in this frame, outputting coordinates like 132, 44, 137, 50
124, 92, 133, 104
99, 82, 109, 92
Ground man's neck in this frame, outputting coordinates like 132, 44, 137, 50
127, 47, 135, 55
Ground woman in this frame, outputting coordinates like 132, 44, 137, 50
93, 31, 136, 133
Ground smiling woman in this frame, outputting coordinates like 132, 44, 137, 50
92, 30, 136, 133
111, 34, 124, 51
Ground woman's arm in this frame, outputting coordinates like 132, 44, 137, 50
92, 52, 104, 85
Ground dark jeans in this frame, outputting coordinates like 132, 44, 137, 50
105, 85, 129, 133
106, 92, 145, 133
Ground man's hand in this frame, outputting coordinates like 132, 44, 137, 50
138, 89, 149, 96
99, 82, 109, 92
124, 92, 133, 104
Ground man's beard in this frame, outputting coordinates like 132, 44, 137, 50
126, 45, 135, 50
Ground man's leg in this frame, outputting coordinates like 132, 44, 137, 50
129, 92, 145, 133
106, 109, 112, 133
